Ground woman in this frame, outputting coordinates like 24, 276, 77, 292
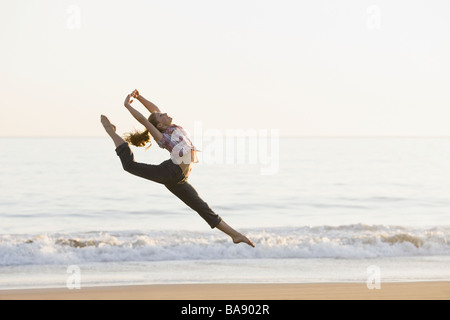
100, 90, 255, 247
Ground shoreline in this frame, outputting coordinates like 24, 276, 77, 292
1, 282, 448, 300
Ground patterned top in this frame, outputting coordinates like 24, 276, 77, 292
156, 125, 199, 164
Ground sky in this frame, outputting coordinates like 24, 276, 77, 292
1, 0, 450, 137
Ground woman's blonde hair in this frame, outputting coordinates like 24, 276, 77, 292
123, 113, 162, 149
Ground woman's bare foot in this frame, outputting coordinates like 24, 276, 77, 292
216, 220, 255, 248
100, 115, 126, 148
101, 115, 116, 134
232, 234, 255, 248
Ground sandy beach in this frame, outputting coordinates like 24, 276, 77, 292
0, 282, 448, 300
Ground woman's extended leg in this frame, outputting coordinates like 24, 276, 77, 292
101, 115, 173, 184
166, 182, 255, 247
101, 115, 126, 148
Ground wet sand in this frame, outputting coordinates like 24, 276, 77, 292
0, 282, 448, 300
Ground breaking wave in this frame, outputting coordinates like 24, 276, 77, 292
0, 224, 449, 266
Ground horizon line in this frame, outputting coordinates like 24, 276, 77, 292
2, 135, 450, 139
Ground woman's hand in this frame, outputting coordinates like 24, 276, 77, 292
131, 89, 140, 99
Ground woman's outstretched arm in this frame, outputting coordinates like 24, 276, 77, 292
131, 89, 161, 114
124, 95, 163, 142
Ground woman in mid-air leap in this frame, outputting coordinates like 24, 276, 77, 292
100, 89, 255, 247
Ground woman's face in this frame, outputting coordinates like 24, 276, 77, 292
157, 113, 173, 128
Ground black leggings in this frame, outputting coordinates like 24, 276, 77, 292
115, 143, 222, 229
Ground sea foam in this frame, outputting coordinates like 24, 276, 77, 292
0, 224, 448, 266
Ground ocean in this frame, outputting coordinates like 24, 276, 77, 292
0, 137, 449, 289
